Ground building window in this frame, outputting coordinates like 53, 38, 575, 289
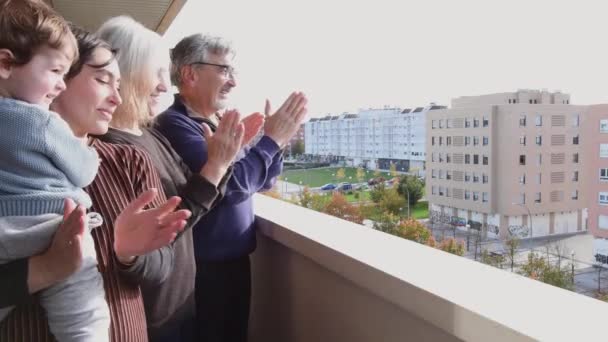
519, 174, 526, 185
446, 154, 451, 163
537, 173, 542, 184
439, 136, 443, 146
431, 153, 435, 162
483, 136, 489, 146
535, 192, 541, 203
473, 154, 479, 165
432, 186, 436, 195
446, 188, 450, 197
439, 120, 443, 128
482, 192, 489, 203
465, 172, 471, 182
573, 171, 578, 182
573, 135, 579, 145
473, 173, 479, 183
573, 115, 580, 127
465, 191, 471, 200
465, 136, 470, 146
438, 170, 444, 179
431, 169, 436, 178
482, 174, 488, 184
447, 119, 452, 128
446, 136, 452, 145
473, 136, 479, 145
483, 116, 489, 127
537, 153, 542, 165
600, 192, 608, 205
599, 215, 608, 230
474, 118, 480, 127
601, 144, 608, 158
600, 119, 608, 133
483, 155, 488, 165
535, 114, 542, 126
572, 190, 578, 200
573, 153, 579, 163
465, 154, 471, 164
447, 171, 452, 180
473, 192, 479, 201
520, 135, 526, 145
465, 118, 470, 128
520, 115, 526, 127
519, 193, 526, 204
519, 155, 526, 165
431, 137, 435, 146
600, 168, 608, 181
536, 135, 542, 146
439, 187, 444, 196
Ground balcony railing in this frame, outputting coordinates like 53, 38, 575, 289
250, 194, 608, 342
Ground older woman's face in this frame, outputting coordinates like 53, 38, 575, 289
51, 47, 122, 138
148, 65, 169, 116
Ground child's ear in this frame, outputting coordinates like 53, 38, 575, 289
0, 49, 15, 79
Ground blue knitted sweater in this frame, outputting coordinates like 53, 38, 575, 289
0, 98, 99, 216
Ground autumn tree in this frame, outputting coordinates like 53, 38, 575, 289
389, 162, 398, 177
379, 188, 406, 216
398, 218, 432, 245
323, 192, 363, 224
356, 167, 366, 183
373, 211, 400, 236
336, 168, 346, 182
438, 238, 465, 256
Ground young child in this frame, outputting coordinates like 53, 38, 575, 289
0, 0, 109, 340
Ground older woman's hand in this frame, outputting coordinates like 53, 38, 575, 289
200, 109, 244, 185
28, 198, 86, 293
113, 188, 191, 264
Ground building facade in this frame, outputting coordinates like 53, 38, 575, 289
426, 89, 587, 239
582, 105, 608, 264
304, 105, 444, 172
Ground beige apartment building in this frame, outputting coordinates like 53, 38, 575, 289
582, 105, 608, 264
426, 89, 587, 239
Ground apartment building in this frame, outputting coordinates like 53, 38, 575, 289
583, 105, 608, 264
304, 105, 444, 172
427, 89, 587, 239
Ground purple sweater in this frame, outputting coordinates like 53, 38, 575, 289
154, 95, 283, 261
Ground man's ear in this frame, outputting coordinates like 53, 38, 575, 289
0, 49, 15, 80
181, 65, 197, 86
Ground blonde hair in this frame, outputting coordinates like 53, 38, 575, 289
97, 16, 167, 128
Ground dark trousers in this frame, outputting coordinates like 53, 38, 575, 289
195, 255, 251, 342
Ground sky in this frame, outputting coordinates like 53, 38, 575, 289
163, 0, 608, 118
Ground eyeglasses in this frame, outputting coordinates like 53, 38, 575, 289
191, 62, 236, 78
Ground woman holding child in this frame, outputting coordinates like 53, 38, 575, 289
0, 1, 242, 341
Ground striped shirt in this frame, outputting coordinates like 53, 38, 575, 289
0, 138, 170, 342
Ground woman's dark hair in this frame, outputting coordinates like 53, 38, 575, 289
65, 24, 117, 80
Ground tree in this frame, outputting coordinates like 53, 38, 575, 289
298, 187, 327, 211
356, 167, 366, 183
379, 189, 406, 216
398, 218, 432, 245
438, 238, 465, 256
505, 236, 520, 272
291, 140, 304, 156
519, 253, 573, 290
396, 175, 424, 206
323, 192, 363, 224
370, 182, 387, 203
389, 162, 398, 177
373, 211, 400, 236
336, 168, 346, 182
373, 169, 381, 178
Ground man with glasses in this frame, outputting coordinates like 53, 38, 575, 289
155, 33, 307, 342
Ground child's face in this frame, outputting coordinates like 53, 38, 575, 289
5, 45, 72, 109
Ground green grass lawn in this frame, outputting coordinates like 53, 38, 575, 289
282, 167, 393, 188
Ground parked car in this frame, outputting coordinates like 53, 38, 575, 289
320, 183, 337, 191
337, 182, 353, 191
353, 183, 368, 191
367, 176, 386, 186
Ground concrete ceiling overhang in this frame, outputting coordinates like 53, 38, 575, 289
47, 0, 186, 34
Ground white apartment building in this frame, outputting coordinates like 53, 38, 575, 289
304, 105, 445, 173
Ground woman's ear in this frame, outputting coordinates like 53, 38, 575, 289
0, 49, 15, 80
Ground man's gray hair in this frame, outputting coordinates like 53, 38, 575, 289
170, 33, 235, 87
